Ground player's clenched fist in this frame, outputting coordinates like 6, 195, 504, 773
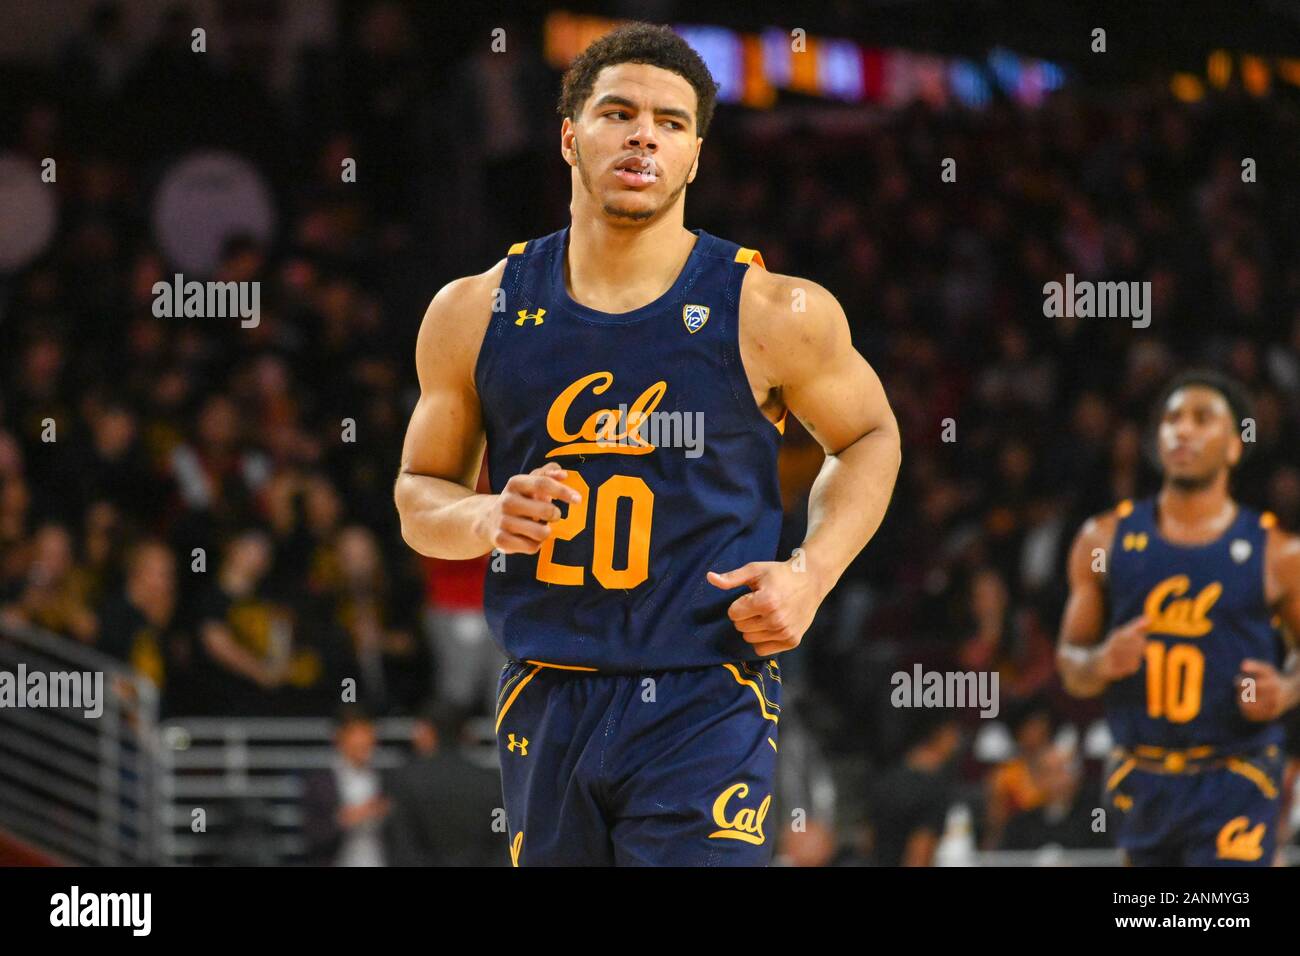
1098, 615, 1149, 681
1236, 659, 1288, 722
708, 559, 827, 657
480, 462, 582, 555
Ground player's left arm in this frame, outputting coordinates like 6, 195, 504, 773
708, 271, 901, 656
1238, 526, 1300, 721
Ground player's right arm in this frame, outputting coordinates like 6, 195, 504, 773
1056, 509, 1149, 697
394, 260, 581, 560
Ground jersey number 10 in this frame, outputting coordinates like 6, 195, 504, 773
535, 470, 653, 590
1144, 640, 1204, 723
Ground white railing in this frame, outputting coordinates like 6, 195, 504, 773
156, 715, 497, 865
0, 620, 160, 865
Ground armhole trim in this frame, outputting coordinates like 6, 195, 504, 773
731, 255, 786, 438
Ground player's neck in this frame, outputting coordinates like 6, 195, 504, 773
1156, 480, 1236, 541
564, 212, 697, 314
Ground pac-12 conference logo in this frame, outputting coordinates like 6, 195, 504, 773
682, 303, 710, 333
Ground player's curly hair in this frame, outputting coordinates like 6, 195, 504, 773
557, 22, 720, 138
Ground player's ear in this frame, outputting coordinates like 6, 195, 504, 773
560, 117, 578, 167
1227, 430, 1243, 468
686, 139, 702, 183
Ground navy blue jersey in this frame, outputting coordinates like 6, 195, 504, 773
1105, 497, 1286, 752
474, 226, 786, 672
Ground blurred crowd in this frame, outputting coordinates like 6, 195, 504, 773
3, 1, 1300, 864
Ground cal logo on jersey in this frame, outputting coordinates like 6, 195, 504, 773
1143, 574, 1222, 638
682, 303, 710, 334
545, 370, 666, 457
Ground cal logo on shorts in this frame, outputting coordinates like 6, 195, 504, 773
1215, 816, 1265, 862
709, 783, 771, 845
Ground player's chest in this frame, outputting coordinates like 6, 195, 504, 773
1114, 544, 1264, 637
479, 313, 751, 436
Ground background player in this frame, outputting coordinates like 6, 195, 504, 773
1057, 370, 1300, 865
394, 23, 901, 865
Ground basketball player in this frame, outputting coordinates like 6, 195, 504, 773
1057, 371, 1300, 865
394, 23, 900, 865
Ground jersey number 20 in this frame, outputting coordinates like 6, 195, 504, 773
535, 470, 653, 589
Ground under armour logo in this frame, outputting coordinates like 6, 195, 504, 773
1122, 532, 1148, 551
515, 309, 545, 326
507, 733, 529, 755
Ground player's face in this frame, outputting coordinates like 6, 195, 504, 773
1157, 385, 1241, 487
564, 62, 702, 223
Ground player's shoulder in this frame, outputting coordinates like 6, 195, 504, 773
422, 258, 508, 333
414, 258, 509, 376
738, 262, 846, 364
1074, 499, 1141, 552
1262, 511, 1300, 565
739, 262, 840, 318
428, 257, 509, 315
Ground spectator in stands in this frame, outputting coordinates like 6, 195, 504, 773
292, 524, 426, 716
194, 529, 290, 715
1000, 744, 1100, 852
868, 712, 961, 866
0, 523, 98, 643
982, 699, 1054, 849
168, 394, 272, 555
264, 472, 344, 602
958, 568, 1057, 704
385, 702, 505, 866
66, 398, 159, 528
301, 708, 391, 866
98, 539, 184, 695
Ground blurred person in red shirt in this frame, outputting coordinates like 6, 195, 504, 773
421, 461, 501, 716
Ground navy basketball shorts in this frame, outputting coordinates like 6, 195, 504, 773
1104, 746, 1283, 866
493, 658, 781, 866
